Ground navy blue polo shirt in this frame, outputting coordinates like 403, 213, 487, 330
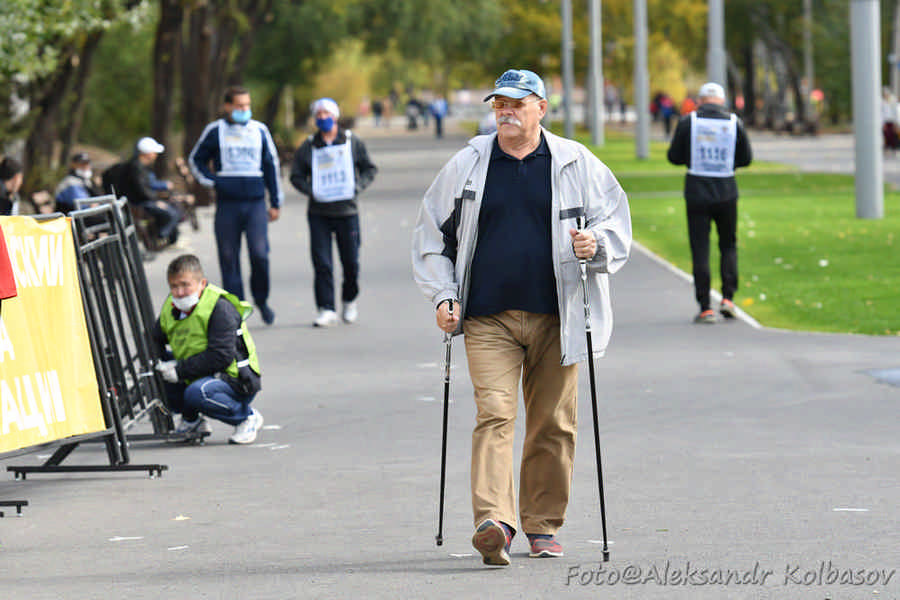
466, 134, 558, 317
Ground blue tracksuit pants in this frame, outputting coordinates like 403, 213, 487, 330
214, 198, 270, 306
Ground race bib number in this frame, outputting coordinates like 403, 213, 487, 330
218, 121, 264, 177
312, 138, 355, 202
688, 113, 737, 178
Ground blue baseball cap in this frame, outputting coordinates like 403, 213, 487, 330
484, 69, 546, 101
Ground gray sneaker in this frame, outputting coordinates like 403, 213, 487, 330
693, 309, 716, 324
719, 299, 737, 319
174, 416, 211, 434
229, 408, 263, 444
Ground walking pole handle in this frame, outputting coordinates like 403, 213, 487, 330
443, 300, 453, 377
575, 216, 591, 324
576, 216, 589, 269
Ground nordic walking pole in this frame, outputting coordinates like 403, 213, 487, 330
576, 216, 611, 562
436, 300, 453, 546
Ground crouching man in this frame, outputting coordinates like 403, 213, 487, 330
153, 254, 264, 444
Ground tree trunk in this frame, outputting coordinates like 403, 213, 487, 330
207, 9, 236, 116
226, 0, 274, 86
262, 83, 285, 128
178, 1, 271, 204
785, 60, 807, 129
60, 31, 104, 169
181, 3, 214, 160
25, 49, 77, 178
152, 0, 184, 178
742, 42, 756, 125
181, 3, 214, 205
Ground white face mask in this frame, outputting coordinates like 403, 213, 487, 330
172, 293, 200, 312
75, 168, 93, 179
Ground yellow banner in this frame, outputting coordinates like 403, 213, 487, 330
0, 216, 106, 453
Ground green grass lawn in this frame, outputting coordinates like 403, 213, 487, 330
584, 132, 900, 335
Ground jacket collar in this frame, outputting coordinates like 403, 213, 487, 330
469, 127, 579, 168
314, 128, 347, 147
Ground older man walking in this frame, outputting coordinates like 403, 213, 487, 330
667, 82, 753, 323
412, 69, 632, 566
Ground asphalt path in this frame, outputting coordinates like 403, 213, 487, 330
749, 129, 900, 188
2, 125, 898, 599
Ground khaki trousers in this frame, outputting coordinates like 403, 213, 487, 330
463, 310, 578, 535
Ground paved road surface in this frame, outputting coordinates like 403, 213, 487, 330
2, 125, 898, 599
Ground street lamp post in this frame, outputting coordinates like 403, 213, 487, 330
589, 0, 604, 146
707, 0, 727, 88
849, 0, 884, 219
634, 0, 649, 159
562, 0, 575, 140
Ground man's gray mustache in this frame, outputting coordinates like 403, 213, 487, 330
497, 115, 522, 126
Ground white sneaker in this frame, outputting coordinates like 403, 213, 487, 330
342, 301, 358, 324
314, 309, 339, 327
174, 416, 211, 434
229, 408, 263, 445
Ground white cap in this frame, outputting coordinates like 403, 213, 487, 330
310, 97, 340, 118
698, 82, 725, 101
136, 136, 165, 154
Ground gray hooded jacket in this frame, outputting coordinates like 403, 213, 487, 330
412, 128, 631, 366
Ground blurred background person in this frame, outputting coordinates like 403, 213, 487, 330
0, 157, 24, 216
54, 152, 101, 215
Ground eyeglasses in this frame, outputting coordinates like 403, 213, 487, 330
490, 98, 541, 111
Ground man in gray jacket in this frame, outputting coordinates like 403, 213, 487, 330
412, 69, 631, 566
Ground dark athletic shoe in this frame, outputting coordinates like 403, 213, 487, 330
526, 534, 564, 558
472, 519, 512, 566
719, 298, 737, 319
257, 304, 275, 325
693, 309, 716, 324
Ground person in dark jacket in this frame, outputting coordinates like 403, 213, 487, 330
153, 254, 264, 444
289, 98, 377, 327
666, 82, 753, 324
111, 137, 181, 245
189, 86, 283, 326
54, 152, 101, 215
0, 157, 23, 216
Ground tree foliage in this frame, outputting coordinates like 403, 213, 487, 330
4, 0, 900, 190
348, 0, 503, 91
0, 0, 145, 84
0, 0, 150, 188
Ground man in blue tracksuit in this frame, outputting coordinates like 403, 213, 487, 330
189, 85, 283, 325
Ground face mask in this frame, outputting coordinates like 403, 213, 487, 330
231, 108, 252, 124
316, 117, 335, 132
172, 293, 200, 312
75, 168, 92, 179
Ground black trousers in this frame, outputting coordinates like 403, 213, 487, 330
686, 199, 737, 311
308, 212, 360, 311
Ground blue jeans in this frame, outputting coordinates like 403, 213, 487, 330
140, 200, 180, 241
166, 377, 254, 426
308, 212, 360, 310
215, 198, 270, 305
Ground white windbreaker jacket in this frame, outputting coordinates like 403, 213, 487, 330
412, 128, 631, 366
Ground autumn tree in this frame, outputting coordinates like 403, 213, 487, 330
0, 0, 148, 188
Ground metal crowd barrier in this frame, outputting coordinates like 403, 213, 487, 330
5, 210, 168, 481
67, 197, 206, 443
